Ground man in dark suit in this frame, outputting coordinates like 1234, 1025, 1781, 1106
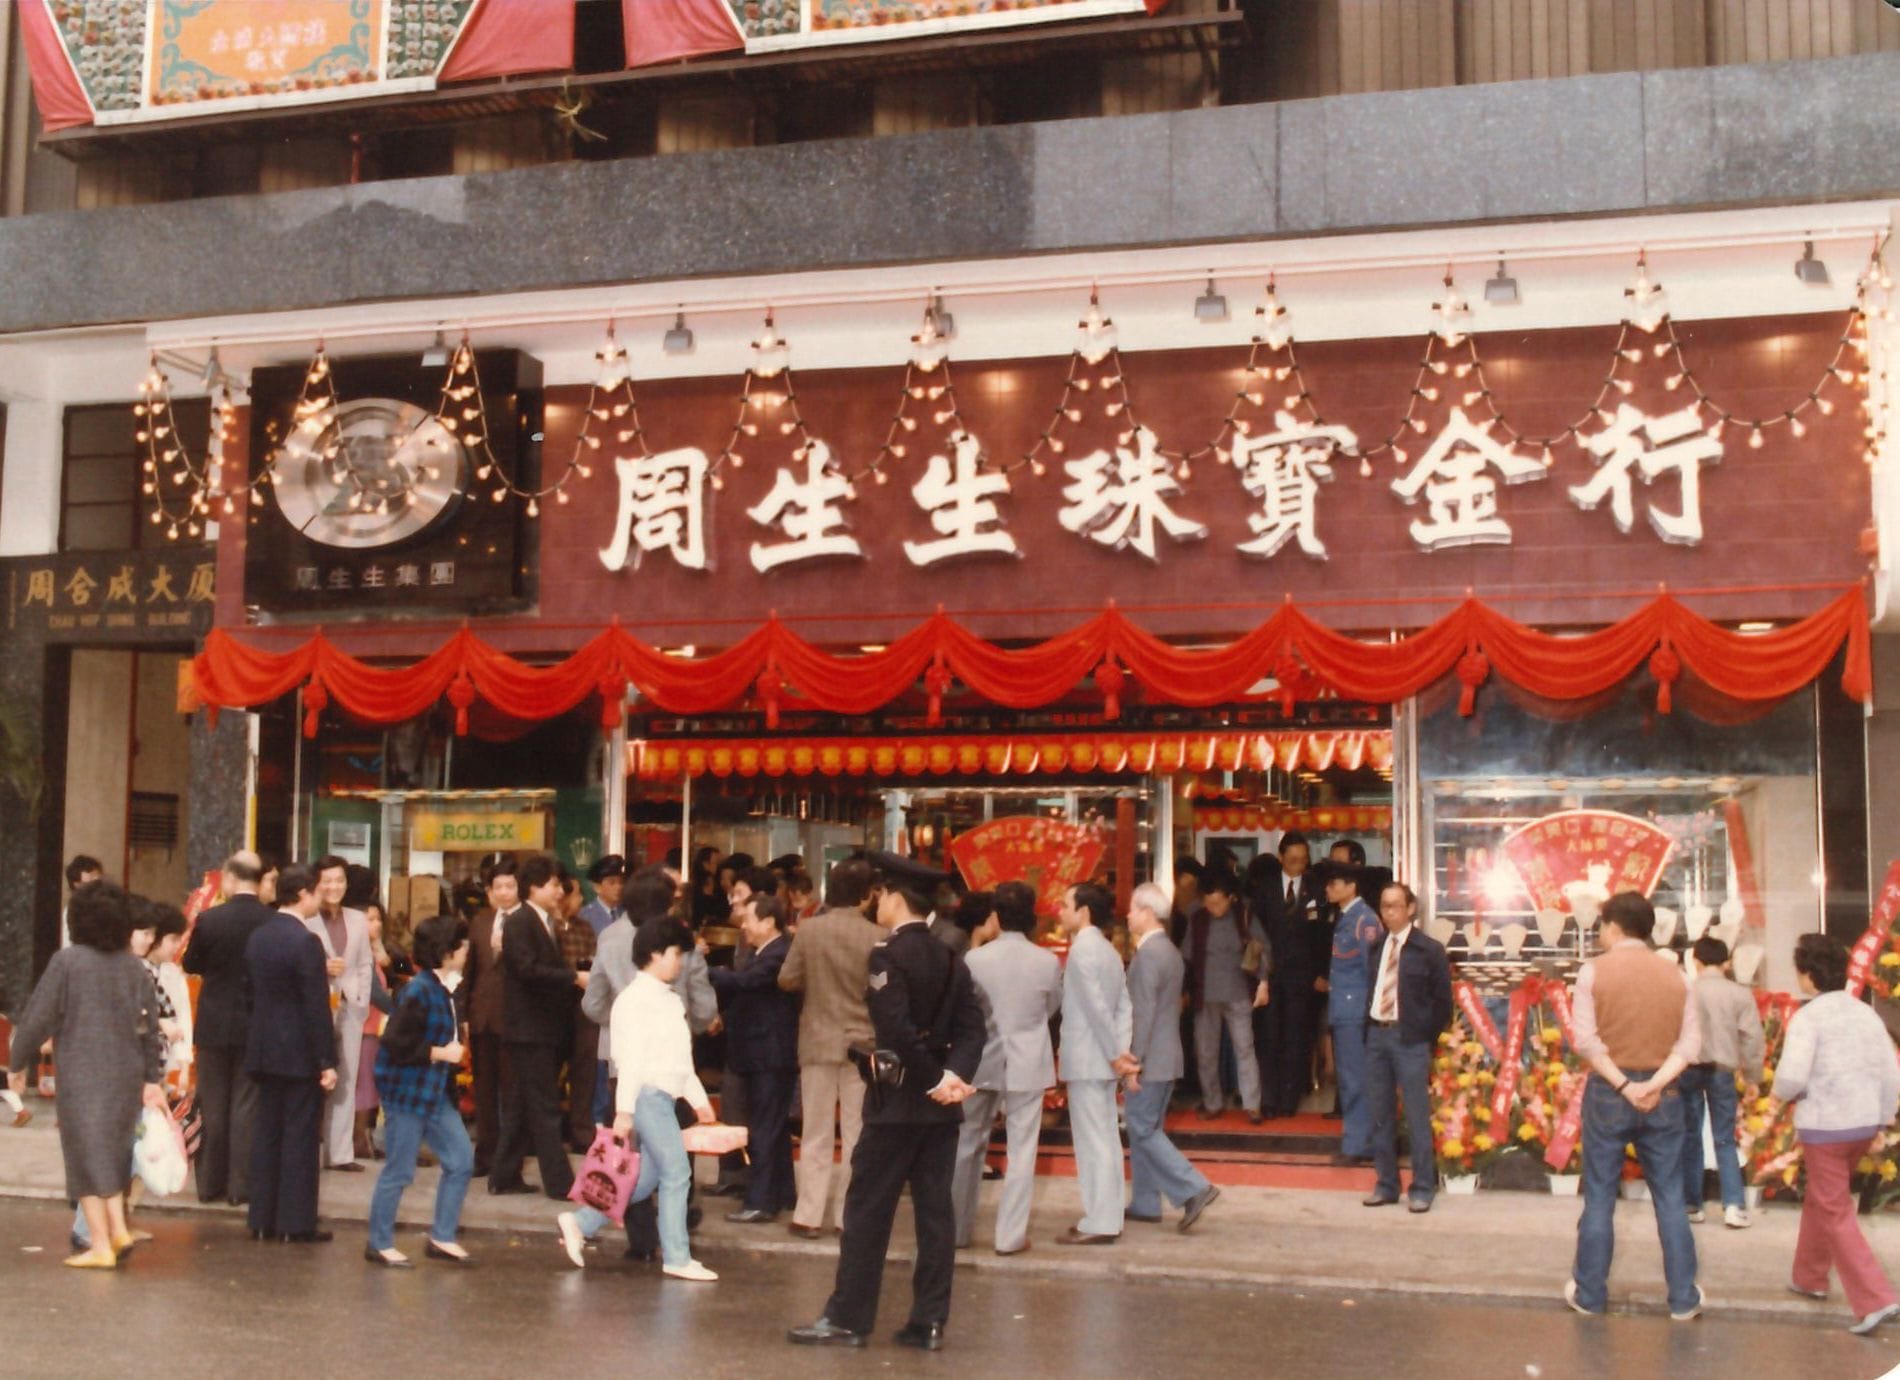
710, 889, 799, 1223
1254, 831, 1328, 1118
244, 864, 338, 1244
184, 850, 271, 1205
489, 854, 587, 1199
1124, 882, 1220, 1231
789, 870, 986, 1352
1362, 880, 1453, 1214
462, 856, 517, 1178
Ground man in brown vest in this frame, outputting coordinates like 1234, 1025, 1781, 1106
1564, 891, 1703, 1320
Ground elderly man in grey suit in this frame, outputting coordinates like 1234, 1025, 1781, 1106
1124, 881, 1219, 1231
308, 855, 372, 1171
1056, 881, 1135, 1245
952, 880, 1062, 1256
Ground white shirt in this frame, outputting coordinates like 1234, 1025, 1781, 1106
1372, 924, 1410, 1022
526, 901, 554, 941
609, 970, 712, 1118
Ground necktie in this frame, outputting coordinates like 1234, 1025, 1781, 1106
1374, 937, 1400, 1021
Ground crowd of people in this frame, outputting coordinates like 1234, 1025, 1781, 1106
7, 834, 1900, 1341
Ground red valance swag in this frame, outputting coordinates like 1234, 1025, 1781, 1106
179, 588, 1874, 738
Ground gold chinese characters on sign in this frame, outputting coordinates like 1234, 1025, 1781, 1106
8, 550, 215, 641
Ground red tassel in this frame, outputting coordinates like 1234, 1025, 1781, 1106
1649, 643, 1681, 714
1456, 649, 1489, 717
1095, 657, 1126, 721
600, 677, 627, 731
447, 672, 475, 736
756, 665, 783, 731
302, 680, 328, 738
924, 656, 952, 727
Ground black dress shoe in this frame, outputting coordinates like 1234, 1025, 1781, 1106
981, 1165, 1004, 1181
1124, 1210, 1163, 1224
894, 1322, 946, 1351
487, 1181, 535, 1196
284, 1230, 334, 1244
1057, 1227, 1119, 1246
788, 1223, 825, 1240
623, 1246, 657, 1263
1179, 1184, 1221, 1232
364, 1247, 412, 1268
327, 1162, 365, 1174
704, 1181, 747, 1198
425, 1242, 474, 1264
788, 1317, 867, 1348
248, 1229, 275, 1243
726, 1208, 777, 1224
1362, 1194, 1399, 1207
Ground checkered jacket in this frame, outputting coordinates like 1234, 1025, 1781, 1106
372, 968, 457, 1118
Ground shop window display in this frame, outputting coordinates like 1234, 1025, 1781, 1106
1417, 672, 1820, 993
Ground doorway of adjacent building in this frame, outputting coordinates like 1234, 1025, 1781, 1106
60, 648, 191, 904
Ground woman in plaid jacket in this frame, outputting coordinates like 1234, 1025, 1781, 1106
364, 915, 475, 1267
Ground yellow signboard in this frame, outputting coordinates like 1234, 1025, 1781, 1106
410, 810, 544, 851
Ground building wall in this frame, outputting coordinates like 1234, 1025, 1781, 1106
1868, 633, 1900, 885
61, 648, 131, 885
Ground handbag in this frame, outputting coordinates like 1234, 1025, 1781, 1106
133, 1104, 189, 1197
567, 1126, 640, 1225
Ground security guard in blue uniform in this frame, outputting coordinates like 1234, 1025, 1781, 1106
789, 853, 986, 1352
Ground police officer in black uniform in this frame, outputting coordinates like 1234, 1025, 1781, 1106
789, 854, 986, 1352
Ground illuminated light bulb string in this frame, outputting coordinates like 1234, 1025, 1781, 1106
711, 310, 835, 492
850, 299, 976, 485
432, 333, 595, 517
135, 355, 246, 541
1011, 290, 1153, 477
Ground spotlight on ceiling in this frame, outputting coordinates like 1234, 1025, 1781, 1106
928, 293, 956, 340
1794, 240, 1830, 287
1484, 257, 1520, 306
662, 307, 695, 355
1194, 276, 1229, 323
420, 328, 450, 368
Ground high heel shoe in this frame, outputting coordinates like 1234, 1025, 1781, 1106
363, 1246, 412, 1268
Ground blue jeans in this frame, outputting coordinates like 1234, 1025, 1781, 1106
575, 1088, 694, 1267
1125, 1078, 1209, 1217
1572, 1073, 1699, 1314
1366, 1026, 1436, 1202
1678, 1065, 1744, 1211
1331, 1020, 1372, 1157
368, 1097, 474, 1251
591, 1061, 612, 1127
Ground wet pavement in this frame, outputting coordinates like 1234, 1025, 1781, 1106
1, 1201, 1897, 1380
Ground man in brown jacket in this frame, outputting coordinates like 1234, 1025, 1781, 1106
778, 855, 882, 1238
462, 857, 518, 1179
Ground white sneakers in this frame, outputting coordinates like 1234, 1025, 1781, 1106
1722, 1205, 1751, 1229
1670, 1285, 1705, 1322
557, 1211, 587, 1268
1850, 1302, 1900, 1336
1685, 1207, 1706, 1223
663, 1259, 718, 1282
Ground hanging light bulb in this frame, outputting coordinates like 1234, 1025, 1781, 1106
1432, 273, 1471, 347
909, 302, 950, 371
1076, 293, 1118, 365
750, 311, 790, 378
1254, 279, 1293, 352
1624, 254, 1669, 332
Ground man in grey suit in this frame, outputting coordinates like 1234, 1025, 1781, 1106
952, 880, 1062, 1256
1056, 881, 1135, 1245
1123, 882, 1219, 1231
307, 855, 372, 1171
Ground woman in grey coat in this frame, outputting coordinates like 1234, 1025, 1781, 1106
7, 881, 166, 1268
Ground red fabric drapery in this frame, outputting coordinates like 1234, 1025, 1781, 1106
18, 0, 92, 133
623, 0, 745, 69
440, 0, 577, 82
633, 728, 1389, 780
180, 587, 1874, 739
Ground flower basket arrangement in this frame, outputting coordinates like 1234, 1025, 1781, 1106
1430, 1020, 1506, 1181
1512, 1020, 1584, 1176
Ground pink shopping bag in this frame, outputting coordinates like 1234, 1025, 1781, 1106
567, 1127, 640, 1225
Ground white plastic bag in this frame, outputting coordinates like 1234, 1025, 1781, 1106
132, 1104, 188, 1197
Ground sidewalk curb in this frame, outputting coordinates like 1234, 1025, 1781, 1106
0, 1182, 1837, 1324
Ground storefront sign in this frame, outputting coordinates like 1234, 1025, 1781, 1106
244, 350, 539, 616
1498, 809, 1674, 913
4, 547, 214, 643
409, 810, 545, 851
949, 816, 1104, 917
524, 312, 1872, 647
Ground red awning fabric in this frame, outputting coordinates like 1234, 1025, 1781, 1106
1194, 806, 1391, 834
440, 0, 577, 82
179, 586, 1873, 739
623, 0, 745, 69
18, 0, 93, 133
631, 729, 1390, 780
